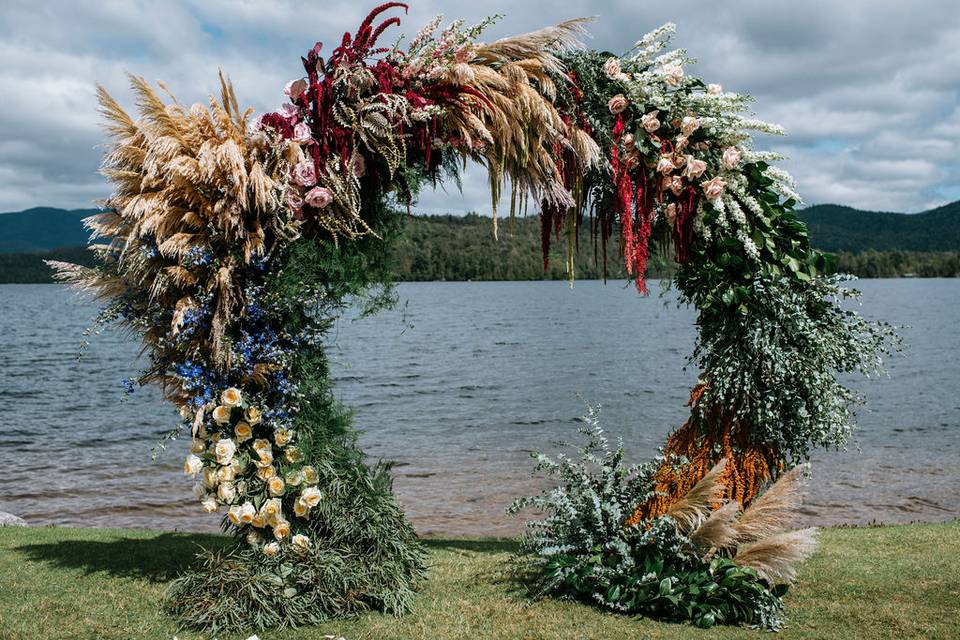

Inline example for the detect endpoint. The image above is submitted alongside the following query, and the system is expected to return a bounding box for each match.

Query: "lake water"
[1,280,958,536]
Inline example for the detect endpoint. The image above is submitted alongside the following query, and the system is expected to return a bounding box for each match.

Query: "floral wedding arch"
[52,3,896,632]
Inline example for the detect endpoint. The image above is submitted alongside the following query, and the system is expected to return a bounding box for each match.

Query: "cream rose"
[262,498,282,519]
[201,496,219,513]
[284,447,303,463]
[666,175,686,196]
[274,428,294,447]
[681,116,699,136]
[268,476,286,496]
[291,534,310,550]
[284,78,308,101]
[661,64,684,87]
[217,481,236,503]
[656,155,675,175]
[234,422,252,443]
[722,146,742,170]
[263,542,280,556]
[607,94,628,115]
[217,465,236,484]
[294,498,309,518]
[641,110,661,134]
[212,405,232,425]
[221,388,242,407]
[707,83,723,95]
[285,470,303,487]
[272,519,291,539]
[302,466,319,484]
[701,176,727,201]
[214,438,237,466]
[184,454,203,476]
[202,467,218,489]
[301,486,323,508]
[256,465,276,481]
[189,439,205,454]
[684,156,707,179]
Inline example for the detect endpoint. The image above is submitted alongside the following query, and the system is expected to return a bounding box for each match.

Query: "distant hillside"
[798,201,960,252]
[0,207,97,253]
[1,202,958,282]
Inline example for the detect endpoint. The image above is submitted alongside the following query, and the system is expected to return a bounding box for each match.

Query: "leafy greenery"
[509,407,787,630]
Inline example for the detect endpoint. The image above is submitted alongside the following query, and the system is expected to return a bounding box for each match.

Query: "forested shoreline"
[1,214,957,283]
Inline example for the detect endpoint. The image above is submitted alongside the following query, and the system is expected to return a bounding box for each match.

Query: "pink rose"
[675,134,689,151]
[666,175,685,196]
[608,94,628,115]
[304,186,333,209]
[603,57,622,79]
[278,103,299,121]
[681,116,699,136]
[701,176,727,202]
[291,161,317,187]
[665,203,677,225]
[286,189,303,213]
[722,146,742,170]
[284,78,308,102]
[656,154,675,175]
[292,122,312,143]
[641,110,660,133]
[684,156,708,179]
[622,133,635,150]
[349,152,366,178]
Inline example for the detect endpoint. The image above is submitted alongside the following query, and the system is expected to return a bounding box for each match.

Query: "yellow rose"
[301,486,322,508]
[262,542,280,556]
[301,466,318,484]
[257,449,274,466]
[212,405,232,425]
[291,534,310,550]
[202,467,218,489]
[234,422,253,443]
[274,428,294,447]
[183,454,203,476]
[217,482,236,503]
[221,387,242,407]
[293,498,308,518]
[262,498,282,519]
[214,438,237,466]
[189,439,205,454]
[268,476,285,496]
[245,407,262,425]
[256,465,275,481]
[252,513,266,528]
[272,519,290,539]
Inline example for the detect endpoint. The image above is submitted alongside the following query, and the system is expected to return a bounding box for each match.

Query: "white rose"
[268,476,286,496]
[183,454,203,476]
[291,534,310,550]
[301,486,323,508]
[294,498,309,518]
[722,146,742,170]
[215,438,237,466]
[707,83,723,95]
[212,405,232,425]
[272,519,291,539]
[274,428,294,447]
[263,542,280,556]
[227,505,243,526]
[234,422,253,443]
[681,116,699,136]
[201,496,219,513]
[221,388,242,407]
[192,483,206,500]
[239,501,257,524]
[262,498,282,519]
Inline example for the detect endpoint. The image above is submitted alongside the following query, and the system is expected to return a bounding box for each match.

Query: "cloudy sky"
[1,0,958,214]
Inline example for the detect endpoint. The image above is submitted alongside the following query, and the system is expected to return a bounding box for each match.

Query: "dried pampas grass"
[689,499,740,550]
[665,459,727,532]
[733,464,808,543]
[733,527,818,584]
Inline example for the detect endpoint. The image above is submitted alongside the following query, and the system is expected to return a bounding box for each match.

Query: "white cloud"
[0,0,957,213]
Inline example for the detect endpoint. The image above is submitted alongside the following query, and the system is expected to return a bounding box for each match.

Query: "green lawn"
[0,522,957,640]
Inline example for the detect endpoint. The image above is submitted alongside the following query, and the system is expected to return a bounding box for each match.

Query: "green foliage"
[510,408,787,630]
[690,274,902,460]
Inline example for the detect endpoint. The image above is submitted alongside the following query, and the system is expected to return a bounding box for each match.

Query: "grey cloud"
[0,0,957,213]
